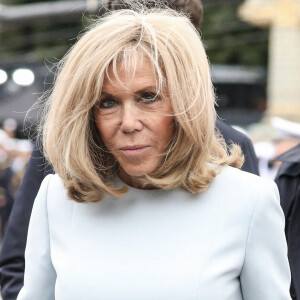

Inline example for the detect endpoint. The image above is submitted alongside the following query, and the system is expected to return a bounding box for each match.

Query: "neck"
[118,169,157,190]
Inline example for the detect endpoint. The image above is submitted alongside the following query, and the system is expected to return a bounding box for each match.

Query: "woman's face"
[94,58,174,188]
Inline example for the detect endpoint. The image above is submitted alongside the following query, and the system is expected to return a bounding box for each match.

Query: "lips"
[121,145,149,150]
[120,145,150,155]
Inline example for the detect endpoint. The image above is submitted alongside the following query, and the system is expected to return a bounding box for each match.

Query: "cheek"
[94,115,114,149]
[155,116,175,145]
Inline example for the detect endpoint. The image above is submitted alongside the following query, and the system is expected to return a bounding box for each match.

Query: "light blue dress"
[17,166,291,299]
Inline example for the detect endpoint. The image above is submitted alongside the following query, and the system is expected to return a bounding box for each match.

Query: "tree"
[0,0,269,65]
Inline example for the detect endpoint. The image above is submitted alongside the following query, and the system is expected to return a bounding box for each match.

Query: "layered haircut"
[42,7,243,203]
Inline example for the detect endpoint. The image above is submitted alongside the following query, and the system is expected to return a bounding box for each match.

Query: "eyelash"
[139,92,160,103]
[98,98,115,109]
[98,92,160,109]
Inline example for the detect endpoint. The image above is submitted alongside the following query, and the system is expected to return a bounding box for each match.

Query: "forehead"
[102,57,159,93]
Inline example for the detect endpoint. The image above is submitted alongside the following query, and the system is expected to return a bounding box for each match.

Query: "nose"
[120,103,143,133]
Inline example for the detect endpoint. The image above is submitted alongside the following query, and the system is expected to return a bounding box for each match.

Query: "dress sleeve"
[16,174,56,300]
[240,180,292,300]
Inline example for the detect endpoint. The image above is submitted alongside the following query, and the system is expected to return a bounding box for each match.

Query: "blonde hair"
[42,7,243,203]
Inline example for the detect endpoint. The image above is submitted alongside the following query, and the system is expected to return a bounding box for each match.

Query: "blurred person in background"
[0,1,259,299]
[255,117,300,180]
[0,139,14,239]
[3,119,17,139]
[0,128,16,239]
[275,143,300,300]
[0,127,32,240]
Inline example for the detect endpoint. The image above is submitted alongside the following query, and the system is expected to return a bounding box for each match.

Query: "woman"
[17,7,291,300]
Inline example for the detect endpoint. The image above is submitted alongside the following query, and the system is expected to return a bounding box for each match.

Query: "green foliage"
[201,0,269,65]
[0,0,269,65]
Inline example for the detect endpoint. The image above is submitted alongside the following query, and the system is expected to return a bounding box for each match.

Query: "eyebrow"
[101,86,158,98]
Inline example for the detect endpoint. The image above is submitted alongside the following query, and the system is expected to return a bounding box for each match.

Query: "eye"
[99,98,116,108]
[140,91,159,103]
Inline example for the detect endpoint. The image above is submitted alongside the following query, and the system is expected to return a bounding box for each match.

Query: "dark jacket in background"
[0,120,259,300]
[216,120,259,176]
[0,146,53,300]
[0,167,14,237]
[275,143,300,300]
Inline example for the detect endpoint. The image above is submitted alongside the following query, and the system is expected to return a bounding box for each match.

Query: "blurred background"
[0,0,300,241]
